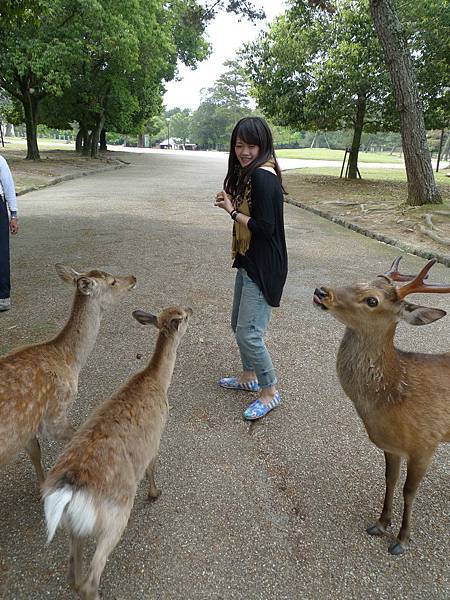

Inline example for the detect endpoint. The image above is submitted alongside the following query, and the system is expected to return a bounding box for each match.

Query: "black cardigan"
[233,168,288,307]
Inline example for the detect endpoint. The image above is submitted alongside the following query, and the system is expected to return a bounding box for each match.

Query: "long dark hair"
[223,116,285,196]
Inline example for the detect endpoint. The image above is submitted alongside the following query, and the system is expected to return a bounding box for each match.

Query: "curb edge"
[285,197,450,268]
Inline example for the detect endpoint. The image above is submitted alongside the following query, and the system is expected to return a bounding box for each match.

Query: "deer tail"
[44,484,97,543]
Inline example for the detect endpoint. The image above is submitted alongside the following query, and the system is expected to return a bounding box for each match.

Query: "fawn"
[0,264,136,484]
[42,305,192,600]
[313,257,450,555]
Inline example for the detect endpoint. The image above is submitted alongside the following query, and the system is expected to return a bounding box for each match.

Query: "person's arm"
[0,157,19,233]
[246,170,277,240]
[214,190,251,227]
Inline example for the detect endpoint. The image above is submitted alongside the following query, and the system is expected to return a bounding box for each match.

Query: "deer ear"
[55,264,80,284]
[132,310,158,327]
[400,301,446,326]
[77,277,96,296]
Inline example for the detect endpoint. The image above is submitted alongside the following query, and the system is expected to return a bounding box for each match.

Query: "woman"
[214,117,288,420]
[0,154,19,312]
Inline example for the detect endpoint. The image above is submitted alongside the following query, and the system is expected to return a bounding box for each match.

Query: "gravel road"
[0,150,448,599]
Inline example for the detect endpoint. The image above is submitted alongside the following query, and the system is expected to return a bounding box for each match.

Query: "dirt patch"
[1,147,128,194]
[284,171,450,264]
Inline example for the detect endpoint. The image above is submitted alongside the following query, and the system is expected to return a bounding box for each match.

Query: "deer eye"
[366,297,378,308]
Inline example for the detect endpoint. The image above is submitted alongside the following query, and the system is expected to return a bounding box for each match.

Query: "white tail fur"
[44,485,97,543]
[44,486,73,543]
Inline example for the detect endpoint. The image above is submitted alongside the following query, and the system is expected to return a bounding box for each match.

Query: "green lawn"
[276,147,404,163]
[285,166,450,186]
[2,137,74,151]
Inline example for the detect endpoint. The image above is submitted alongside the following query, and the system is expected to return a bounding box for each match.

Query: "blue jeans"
[231,268,277,389]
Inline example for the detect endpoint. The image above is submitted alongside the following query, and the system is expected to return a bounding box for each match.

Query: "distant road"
[109,145,413,171]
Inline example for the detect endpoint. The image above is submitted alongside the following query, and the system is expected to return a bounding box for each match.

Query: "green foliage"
[169,111,192,143]
[0,0,45,26]
[190,59,255,148]
[0,0,263,156]
[0,1,82,101]
[0,93,23,125]
[246,0,448,135]
[245,0,392,132]
[398,0,450,129]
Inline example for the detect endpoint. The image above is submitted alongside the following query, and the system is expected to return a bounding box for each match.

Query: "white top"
[0,155,18,213]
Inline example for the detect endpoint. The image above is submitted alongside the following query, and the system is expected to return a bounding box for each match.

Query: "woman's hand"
[10,218,19,234]
[214,190,234,215]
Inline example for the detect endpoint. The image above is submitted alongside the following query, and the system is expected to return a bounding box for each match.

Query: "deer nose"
[313,287,330,309]
[314,287,328,300]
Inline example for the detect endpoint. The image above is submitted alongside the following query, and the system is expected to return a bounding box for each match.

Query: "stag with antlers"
[313,257,450,555]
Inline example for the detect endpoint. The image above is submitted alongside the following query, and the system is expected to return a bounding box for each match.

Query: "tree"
[1,0,263,159]
[191,59,254,148]
[208,59,252,109]
[370,0,441,205]
[169,110,193,145]
[397,0,449,132]
[245,1,393,178]
[0,1,80,159]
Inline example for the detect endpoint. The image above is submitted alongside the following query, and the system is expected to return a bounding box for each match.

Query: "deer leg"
[44,389,77,442]
[367,452,401,536]
[146,457,161,501]
[389,454,433,556]
[78,516,128,600]
[25,436,45,485]
[45,414,76,442]
[68,533,84,591]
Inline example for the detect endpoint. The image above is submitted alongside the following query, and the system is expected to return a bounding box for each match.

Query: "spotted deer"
[0,264,136,485]
[313,257,450,555]
[42,305,192,600]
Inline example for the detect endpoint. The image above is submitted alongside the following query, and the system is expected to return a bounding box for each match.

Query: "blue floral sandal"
[243,392,282,420]
[218,376,260,392]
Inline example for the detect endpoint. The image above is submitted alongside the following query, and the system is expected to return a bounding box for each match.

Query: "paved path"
[111,146,449,172]
[1,151,449,599]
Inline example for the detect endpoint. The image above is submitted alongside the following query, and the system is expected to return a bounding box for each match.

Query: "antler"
[396,259,450,299]
[381,256,420,282]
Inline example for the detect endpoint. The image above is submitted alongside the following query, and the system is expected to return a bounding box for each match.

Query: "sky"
[163,1,287,111]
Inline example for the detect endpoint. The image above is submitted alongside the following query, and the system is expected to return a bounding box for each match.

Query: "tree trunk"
[82,131,92,157]
[75,128,83,153]
[90,114,105,158]
[82,125,90,155]
[138,133,145,148]
[99,128,107,151]
[347,92,366,179]
[5,124,15,136]
[22,90,40,160]
[370,0,441,205]
[441,132,450,162]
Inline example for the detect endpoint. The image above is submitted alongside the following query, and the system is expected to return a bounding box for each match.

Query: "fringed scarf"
[231,159,276,258]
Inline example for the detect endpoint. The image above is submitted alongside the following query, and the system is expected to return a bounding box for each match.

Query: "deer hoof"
[148,489,162,502]
[388,541,406,556]
[366,523,385,536]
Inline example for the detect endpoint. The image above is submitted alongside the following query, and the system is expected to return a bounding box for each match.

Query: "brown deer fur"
[313,257,450,555]
[0,265,136,484]
[42,306,192,600]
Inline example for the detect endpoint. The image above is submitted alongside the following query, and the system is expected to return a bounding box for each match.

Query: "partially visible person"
[0,154,19,311]
[214,116,288,420]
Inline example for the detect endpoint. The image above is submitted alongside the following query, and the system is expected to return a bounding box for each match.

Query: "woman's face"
[234,136,260,168]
